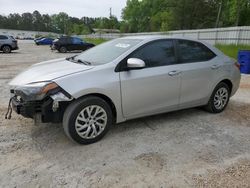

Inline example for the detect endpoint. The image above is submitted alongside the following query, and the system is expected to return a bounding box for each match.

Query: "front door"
[119,39,181,119]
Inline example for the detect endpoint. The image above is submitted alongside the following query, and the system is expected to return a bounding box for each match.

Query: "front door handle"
[211,65,221,69]
[168,70,182,76]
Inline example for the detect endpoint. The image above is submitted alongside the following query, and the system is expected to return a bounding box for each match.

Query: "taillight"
[234,62,240,70]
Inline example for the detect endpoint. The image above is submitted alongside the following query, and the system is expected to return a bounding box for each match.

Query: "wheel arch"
[218,79,233,93]
[206,77,234,104]
[75,93,117,123]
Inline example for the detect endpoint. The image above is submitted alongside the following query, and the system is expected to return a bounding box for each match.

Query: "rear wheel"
[2,45,11,53]
[59,46,67,53]
[204,82,230,113]
[63,96,113,144]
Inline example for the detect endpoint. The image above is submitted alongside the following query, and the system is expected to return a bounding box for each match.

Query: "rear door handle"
[211,65,221,69]
[168,70,182,76]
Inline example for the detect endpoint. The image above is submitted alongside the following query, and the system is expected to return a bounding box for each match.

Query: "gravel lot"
[0,41,250,188]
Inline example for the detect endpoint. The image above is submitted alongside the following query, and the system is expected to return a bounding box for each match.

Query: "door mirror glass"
[127,58,145,69]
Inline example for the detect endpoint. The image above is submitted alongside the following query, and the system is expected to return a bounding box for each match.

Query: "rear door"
[176,40,220,108]
[65,37,74,50]
[119,39,181,118]
[72,37,84,50]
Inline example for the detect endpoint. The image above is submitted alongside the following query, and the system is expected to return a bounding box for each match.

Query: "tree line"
[121,0,250,32]
[0,11,120,35]
[0,0,250,34]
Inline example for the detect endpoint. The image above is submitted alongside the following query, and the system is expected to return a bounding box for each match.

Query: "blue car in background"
[35,38,54,45]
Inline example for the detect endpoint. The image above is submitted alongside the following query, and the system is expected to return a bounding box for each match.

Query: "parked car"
[35,37,54,45]
[34,37,44,43]
[0,35,18,53]
[51,36,95,53]
[8,36,241,144]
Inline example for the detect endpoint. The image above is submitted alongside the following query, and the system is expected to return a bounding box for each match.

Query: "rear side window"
[129,40,176,67]
[178,40,216,63]
[72,38,83,44]
[0,35,8,40]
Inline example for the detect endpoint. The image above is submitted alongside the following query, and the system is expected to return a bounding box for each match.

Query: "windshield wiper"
[66,55,91,65]
[66,55,77,61]
[76,59,92,65]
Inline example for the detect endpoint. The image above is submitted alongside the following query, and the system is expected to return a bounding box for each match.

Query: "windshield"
[75,38,142,65]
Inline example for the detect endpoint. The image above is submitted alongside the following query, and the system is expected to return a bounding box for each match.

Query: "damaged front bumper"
[9,88,73,123]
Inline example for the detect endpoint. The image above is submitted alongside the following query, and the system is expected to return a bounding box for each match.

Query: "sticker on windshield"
[115,43,131,48]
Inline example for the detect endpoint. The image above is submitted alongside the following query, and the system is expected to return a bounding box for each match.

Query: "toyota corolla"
[7,36,241,144]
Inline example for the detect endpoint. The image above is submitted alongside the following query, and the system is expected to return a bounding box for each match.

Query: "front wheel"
[63,96,113,144]
[59,46,67,53]
[204,82,230,113]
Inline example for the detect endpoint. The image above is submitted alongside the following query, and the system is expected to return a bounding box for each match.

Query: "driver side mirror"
[127,58,145,70]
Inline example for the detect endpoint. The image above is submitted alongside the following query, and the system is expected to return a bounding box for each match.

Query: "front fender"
[53,65,125,123]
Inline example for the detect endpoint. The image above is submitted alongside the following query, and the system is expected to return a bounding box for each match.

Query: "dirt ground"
[0,41,250,188]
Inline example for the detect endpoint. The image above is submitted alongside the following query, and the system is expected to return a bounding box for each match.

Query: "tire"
[2,45,11,53]
[59,46,67,53]
[204,82,231,113]
[63,96,113,144]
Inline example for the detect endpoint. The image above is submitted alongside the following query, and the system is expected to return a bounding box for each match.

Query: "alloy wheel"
[213,87,229,110]
[75,105,107,139]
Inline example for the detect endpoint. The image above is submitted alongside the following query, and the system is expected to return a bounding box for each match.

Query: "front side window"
[60,37,71,43]
[129,40,176,67]
[178,40,216,63]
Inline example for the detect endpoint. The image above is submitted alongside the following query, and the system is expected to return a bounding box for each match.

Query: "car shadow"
[53,50,84,54]
[29,99,250,149]
[30,106,204,150]
[0,51,21,54]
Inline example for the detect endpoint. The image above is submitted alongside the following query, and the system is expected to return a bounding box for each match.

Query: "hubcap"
[213,87,228,110]
[75,105,107,139]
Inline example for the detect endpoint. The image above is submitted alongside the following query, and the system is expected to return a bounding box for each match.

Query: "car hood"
[9,58,94,86]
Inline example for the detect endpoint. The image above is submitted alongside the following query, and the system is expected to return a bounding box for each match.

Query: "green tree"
[20,13,33,30]
[51,12,70,34]
[122,0,250,32]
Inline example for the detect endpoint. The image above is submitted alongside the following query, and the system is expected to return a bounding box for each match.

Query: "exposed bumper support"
[11,91,73,123]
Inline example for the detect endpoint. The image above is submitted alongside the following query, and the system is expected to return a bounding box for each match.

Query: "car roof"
[120,35,225,57]
[121,35,201,42]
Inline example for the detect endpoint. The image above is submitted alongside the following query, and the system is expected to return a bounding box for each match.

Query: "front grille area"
[12,96,44,118]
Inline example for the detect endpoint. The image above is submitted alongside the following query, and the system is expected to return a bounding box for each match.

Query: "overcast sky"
[0,0,127,19]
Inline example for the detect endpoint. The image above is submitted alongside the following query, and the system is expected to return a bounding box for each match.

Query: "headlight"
[15,81,59,100]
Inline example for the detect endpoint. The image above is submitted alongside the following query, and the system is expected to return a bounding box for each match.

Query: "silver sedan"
[8,36,241,144]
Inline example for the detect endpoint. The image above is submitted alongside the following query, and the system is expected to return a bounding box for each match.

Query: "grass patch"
[84,38,108,45]
[215,44,250,59]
